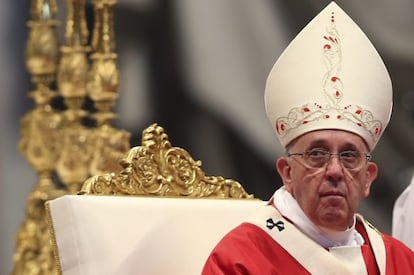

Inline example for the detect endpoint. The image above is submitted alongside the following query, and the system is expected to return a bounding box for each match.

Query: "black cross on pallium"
[266,218,285,232]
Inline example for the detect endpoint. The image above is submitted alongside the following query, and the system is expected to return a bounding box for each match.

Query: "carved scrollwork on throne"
[80,123,254,199]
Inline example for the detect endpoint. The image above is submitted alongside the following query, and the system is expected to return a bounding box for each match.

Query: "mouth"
[320,191,345,198]
[319,192,346,207]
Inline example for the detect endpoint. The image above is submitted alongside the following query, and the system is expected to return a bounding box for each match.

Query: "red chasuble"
[202,207,414,275]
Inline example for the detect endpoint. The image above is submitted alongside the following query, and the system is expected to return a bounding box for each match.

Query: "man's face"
[276,130,378,231]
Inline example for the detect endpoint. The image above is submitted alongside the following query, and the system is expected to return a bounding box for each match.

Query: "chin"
[320,212,349,230]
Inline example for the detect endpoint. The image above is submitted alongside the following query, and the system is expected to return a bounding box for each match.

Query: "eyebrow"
[305,139,361,151]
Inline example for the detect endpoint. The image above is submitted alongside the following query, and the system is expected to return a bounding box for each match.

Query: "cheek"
[345,173,370,199]
[291,183,321,218]
[289,173,319,200]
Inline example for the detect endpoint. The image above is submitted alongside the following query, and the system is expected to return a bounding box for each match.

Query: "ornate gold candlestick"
[55,0,92,193]
[12,0,64,274]
[88,0,130,177]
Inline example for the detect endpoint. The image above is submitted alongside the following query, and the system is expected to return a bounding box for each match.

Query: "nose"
[325,155,344,182]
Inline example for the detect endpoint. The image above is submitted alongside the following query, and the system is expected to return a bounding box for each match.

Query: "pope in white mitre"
[202,2,414,274]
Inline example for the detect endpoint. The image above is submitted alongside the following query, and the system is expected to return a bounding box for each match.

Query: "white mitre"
[264,1,392,150]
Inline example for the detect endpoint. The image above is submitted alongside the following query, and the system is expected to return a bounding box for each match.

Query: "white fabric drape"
[393,174,414,250]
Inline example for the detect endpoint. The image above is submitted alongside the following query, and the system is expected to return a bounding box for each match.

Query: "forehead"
[291,130,368,150]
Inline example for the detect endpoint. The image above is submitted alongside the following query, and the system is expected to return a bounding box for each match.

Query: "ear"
[362,161,378,197]
[276,157,293,192]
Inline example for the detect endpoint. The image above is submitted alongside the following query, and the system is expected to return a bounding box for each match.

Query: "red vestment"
[202,206,414,274]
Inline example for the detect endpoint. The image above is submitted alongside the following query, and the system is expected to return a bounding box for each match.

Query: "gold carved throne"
[46,123,263,275]
[79,123,254,198]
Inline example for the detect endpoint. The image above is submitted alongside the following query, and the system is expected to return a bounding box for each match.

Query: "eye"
[340,151,359,159]
[307,149,329,158]
[339,151,360,167]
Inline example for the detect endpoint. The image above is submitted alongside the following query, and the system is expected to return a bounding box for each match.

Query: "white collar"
[272,186,364,248]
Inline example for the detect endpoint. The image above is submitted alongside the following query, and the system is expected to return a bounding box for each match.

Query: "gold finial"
[55,0,92,193]
[26,0,60,85]
[29,0,58,21]
[87,0,130,177]
[88,0,119,124]
[64,0,89,47]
